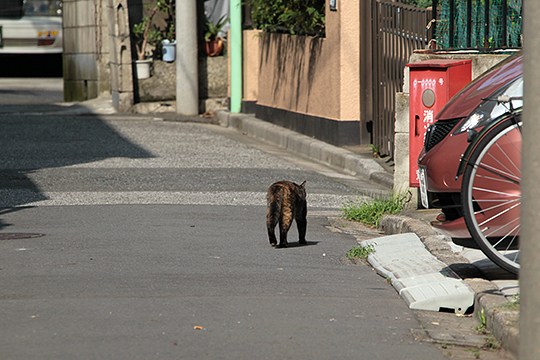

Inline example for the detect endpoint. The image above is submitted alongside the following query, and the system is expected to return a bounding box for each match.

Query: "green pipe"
[229,0,242,113]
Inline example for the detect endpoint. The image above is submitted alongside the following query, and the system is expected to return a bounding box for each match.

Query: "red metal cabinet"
[407,59,472,187]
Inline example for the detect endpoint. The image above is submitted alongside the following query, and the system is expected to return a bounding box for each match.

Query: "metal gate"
[371,0,432,156]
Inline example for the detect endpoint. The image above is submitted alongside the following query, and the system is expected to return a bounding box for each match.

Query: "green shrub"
[248,0,325,37]
[132,0,175,60]
[401,0,432,8]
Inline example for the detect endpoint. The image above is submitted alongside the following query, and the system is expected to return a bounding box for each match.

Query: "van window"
[24,0,62,16]
[0,0,24,18]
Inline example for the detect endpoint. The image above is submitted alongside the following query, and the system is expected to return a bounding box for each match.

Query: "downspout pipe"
[229,0,242,113]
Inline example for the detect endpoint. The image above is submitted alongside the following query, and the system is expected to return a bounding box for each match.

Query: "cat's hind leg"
[296,218,307,245]
[266,206,278,247]
[267,225,278,247]
[278,211,293,248]
[295,201,307,245]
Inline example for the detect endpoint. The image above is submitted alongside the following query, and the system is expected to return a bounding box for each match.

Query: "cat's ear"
[300,180,306,188]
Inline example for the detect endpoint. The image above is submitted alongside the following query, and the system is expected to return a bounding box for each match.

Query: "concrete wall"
[63,0,107,101]
[136,58,227,102]
[107,0,134,111]
[63,0,134,110]
[394,52,511,198]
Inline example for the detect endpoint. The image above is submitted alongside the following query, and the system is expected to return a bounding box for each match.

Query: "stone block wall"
[63,0,112,101]
[107,0,134,111]
[136,57,227,103]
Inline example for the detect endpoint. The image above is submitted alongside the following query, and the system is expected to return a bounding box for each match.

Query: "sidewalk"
[213,109,519,358]
[214,110,394,189]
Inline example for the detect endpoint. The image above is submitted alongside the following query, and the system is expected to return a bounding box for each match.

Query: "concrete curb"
[215,110,394,189]
[379,214,519,359]
[360,232,475,315]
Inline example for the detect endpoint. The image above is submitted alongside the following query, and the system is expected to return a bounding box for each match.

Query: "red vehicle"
[418,53,523,274]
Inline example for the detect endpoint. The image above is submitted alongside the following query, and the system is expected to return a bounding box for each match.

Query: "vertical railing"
[432,0,522,50]
[372,0,432,156]
[371,0,522,157]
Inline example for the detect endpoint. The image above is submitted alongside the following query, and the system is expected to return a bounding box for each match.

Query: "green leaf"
[247,0,325,36]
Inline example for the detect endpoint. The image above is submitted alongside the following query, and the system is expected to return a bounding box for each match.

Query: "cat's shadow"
[275,241,319,248]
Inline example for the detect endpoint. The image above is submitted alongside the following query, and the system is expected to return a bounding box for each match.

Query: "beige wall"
[338,0,360,120]
[249,2,361,121]
[256,33,340,119]
[242,30,261,102]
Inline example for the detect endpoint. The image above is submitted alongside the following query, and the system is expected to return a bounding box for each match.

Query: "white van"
[0,0,62,54]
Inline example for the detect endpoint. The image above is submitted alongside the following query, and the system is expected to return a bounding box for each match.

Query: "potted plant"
[132,4,161,79]
[204,15,228,57]
[157,0,176,62]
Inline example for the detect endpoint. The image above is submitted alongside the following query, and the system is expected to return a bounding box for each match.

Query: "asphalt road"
[0,105,447,359]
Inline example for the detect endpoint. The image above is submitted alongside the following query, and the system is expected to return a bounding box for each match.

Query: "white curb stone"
[361,233,474,315]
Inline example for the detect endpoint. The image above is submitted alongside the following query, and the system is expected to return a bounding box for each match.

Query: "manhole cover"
[0,233,45,240]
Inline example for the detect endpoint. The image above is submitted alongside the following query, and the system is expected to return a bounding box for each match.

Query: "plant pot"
[204,38,224,57]
[135,59,152,79]
[162,40,176,62]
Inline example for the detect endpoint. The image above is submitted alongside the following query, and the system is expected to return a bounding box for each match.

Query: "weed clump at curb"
[346,244,375,260]
[342,193,409,228]
[502,293,520,311]
[476,308,488,334]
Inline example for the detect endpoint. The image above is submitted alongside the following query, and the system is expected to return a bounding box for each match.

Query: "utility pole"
[519,1,540,358]
[176,0,199,115]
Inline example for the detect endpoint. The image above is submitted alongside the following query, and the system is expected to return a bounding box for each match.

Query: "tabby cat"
[266,180,307,248]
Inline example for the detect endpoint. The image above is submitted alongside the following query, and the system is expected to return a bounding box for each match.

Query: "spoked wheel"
[461,117,522,274]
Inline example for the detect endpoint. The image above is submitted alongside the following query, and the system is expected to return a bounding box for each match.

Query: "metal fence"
[371,0,432,156]
[433,0,523,50]
[369,0,522,156]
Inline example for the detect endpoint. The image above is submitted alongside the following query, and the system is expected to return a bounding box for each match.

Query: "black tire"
[461,117,521,274]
